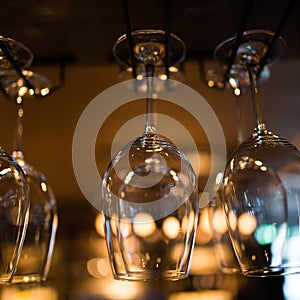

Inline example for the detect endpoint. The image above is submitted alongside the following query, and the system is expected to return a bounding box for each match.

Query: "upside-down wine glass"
[0,36,31,283]
[206,64,247,274]
[208,65,268,274]
[217,29,300,277]
[207,63,270,274]
[102,29,199,281]
[2,69,58,283]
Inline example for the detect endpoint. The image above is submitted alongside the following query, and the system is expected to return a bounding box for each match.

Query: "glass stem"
[144,64,157,134]
[13,97,25,160]
[247,62,266,132]
[235,95,243,145]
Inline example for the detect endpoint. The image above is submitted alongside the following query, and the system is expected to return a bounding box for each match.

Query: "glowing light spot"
[97,258,111,277]
[255,160,263,166]
[169,66,178,72]
[145,252,151,261]
[124,171,134,184]
[95,212,105,237]
[41,88,50,96]
[87,259,100,278]
[18,159,25,167]
[160,74,167,80]
[234,88,241,96]
[229,78,237,88]
[120,217,132,238]
[230,159,234,171]
[213,208,228,234]
[260,166,268,172]
[223,176,229,185]
[18,86,28,97]
[254,224,277,245]
[18,108,24,117]
[238,212,257,235]
[228,211,237,231]
[41,182,47,192]
[0,168,12,176]
[199,208,212,236]
[173,175,179,181]
[133,212,156,237]
[207,80,214,87]
[163,216,180,239]
[153,147,163,152]
[215,172,223,185]
[170,170,176,176]
[156,257,162,268]
[239,160,246,169]
[182,210,195,234]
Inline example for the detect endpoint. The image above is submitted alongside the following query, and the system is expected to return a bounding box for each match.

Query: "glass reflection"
[223,157,287,276]
[210,191,241,274]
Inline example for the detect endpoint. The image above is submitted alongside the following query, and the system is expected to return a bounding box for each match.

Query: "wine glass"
[0,36,31,283]
[102,29,199,281]
[207,62,270,274]
[216,29,300,277]
[1,70,58,283]
[206,65,246,274]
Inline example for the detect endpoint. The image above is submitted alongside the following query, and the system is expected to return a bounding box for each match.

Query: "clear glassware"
[0,36,31,283]
[0,70,51,98]
[113,29,186,93]
[206,63,270,91]
[217,29,300,277]
[207,56,270,275]
[112,29,186,77]
[1,70,58,283]
[102,29,199,281]
[0,149,29,283]
[0,36,33,71]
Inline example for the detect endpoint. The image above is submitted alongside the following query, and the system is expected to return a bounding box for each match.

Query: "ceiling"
[0,0,299,63]
[0,1,299,204]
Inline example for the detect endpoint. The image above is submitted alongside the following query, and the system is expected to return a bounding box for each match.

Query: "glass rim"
[214,29,286,66]
[0,35,34,70]
[112,29,187,68]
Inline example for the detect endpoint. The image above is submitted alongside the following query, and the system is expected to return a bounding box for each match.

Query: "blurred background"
[0,0,299,299]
